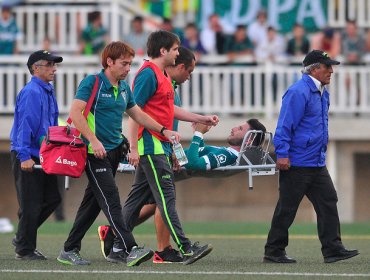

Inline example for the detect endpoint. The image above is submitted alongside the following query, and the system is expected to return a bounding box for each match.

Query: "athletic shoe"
[57,248,91,265]
[12,236,47,259]
[153,246,183,263]
[34,249,47,258]
[126,246,154,267]
[106,249,128,264]
[15,251,47,261]
[98,225,115,259]
[183,241,213,265]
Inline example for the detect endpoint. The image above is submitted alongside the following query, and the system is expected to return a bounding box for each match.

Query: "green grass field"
[1,222,369,280]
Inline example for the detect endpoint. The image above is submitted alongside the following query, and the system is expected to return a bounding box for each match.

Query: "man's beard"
[227,137,242,146]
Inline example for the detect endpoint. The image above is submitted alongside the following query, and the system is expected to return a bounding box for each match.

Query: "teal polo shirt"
[134,67,172,156]
[75,70,136,153]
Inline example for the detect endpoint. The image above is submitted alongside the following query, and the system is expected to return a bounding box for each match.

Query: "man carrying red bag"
[10,50,63,260]
[57,41,181,266]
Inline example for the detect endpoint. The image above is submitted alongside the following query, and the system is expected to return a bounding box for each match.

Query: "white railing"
[1,55,370,119]
[328,0,370,28]
[13,0,161,54]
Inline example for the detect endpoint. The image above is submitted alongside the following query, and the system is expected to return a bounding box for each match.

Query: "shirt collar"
[99,69,123,89]
[227,147,239,157]
[31,76,54,93]
[308,75,325,94]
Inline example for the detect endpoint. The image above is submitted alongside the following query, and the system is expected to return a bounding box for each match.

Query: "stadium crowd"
[1,3,370,66]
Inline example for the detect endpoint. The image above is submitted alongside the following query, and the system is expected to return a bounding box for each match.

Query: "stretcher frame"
[34,130,277,190]
[117,130,277,190]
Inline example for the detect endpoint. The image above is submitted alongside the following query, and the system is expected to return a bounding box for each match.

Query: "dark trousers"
[64,145,136,254]
[11,151,61,255]
[264,167,345,257]
[54,176,65,221]
[122,155,191,253]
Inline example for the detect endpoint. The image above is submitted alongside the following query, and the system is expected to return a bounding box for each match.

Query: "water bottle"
[171,136,188,166]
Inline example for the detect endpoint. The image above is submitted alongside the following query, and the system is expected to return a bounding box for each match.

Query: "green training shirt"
[185,132,239,170]
[75,70,136,153]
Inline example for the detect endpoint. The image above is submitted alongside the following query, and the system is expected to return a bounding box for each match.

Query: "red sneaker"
[153,246,183,264]
[98,225,115,259]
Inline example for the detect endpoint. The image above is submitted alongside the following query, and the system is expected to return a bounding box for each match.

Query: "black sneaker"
[153,246,183,264]
[13,236,47,259]
[98,225,115,259]
[126,246,154,267]
[183,242,213,265]
[15,251,47,261]
[106,249,128,264]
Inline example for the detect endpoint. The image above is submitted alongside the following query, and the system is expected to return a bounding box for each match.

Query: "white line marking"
[1,270,370,277]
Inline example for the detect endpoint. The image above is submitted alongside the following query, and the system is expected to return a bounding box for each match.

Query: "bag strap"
[66,75,99,125]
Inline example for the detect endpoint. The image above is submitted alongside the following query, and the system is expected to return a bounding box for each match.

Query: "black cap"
[303,50,340,67]
[27,50,63,68]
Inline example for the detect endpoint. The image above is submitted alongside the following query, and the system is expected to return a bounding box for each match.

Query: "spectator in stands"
[341,20,365,65]
[0,4,22,54]
[182,22,207,61]
[286,23,310,59]
[159,17,184,42]
[224,24,253,63]
[200,13,225,54]
[366,28,370,54]
[79,11,108,55]
[255,26,285,63]
[123,15,150,56]
[341,20,365,104]
[247,9,268,47]
[311,27,341,59]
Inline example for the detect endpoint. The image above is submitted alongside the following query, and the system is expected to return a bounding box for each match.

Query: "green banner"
[198,0,328,34]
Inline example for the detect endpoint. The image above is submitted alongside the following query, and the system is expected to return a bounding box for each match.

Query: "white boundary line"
[1,270,370,277]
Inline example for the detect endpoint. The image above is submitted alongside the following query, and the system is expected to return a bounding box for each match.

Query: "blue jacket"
[274,74,329,167]
[10,76,59,161]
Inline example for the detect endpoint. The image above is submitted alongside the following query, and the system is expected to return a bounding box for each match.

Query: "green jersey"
[75,70,136,153]
[185,132,238,170]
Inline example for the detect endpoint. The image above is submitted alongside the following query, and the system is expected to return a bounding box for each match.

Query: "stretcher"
[117,130,277,190]
[34,130,277,190]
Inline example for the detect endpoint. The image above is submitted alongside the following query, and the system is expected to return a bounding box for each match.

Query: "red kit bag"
[40,126,87,177]
[39,75,99,177]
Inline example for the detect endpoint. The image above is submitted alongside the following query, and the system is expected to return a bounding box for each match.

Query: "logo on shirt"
[217,154,227,164]
[121,89,127,103]
[102,93,112,98]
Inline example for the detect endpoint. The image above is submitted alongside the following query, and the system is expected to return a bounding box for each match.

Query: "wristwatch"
[160,126,168,136]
